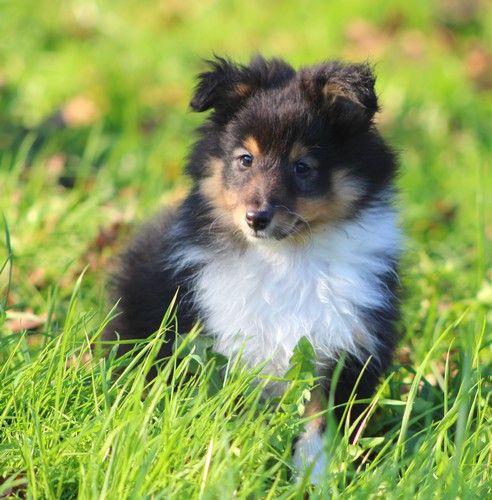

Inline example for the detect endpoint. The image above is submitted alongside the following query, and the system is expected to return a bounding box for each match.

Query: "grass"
[0,0,491,497]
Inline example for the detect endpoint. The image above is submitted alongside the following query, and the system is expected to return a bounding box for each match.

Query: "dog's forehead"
[232,88,317,155]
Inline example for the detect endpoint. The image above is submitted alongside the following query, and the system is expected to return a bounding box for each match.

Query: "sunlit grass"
[0,280,489,498]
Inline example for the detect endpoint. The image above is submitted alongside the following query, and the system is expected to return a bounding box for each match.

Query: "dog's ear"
[300,61,379,134]
[190,55,295,118]
[189,56,247,113]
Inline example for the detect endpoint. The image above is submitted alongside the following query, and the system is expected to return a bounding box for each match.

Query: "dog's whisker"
[272,204,314,244]
[208,213,229,235]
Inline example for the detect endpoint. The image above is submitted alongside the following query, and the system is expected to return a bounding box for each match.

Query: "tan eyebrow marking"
[288,141,309,162]
[243,136,261,157]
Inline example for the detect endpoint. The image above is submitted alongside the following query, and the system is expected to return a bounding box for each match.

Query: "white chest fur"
[176,204,401,379]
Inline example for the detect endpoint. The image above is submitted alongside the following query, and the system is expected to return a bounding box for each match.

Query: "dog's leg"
[293,386,327,484]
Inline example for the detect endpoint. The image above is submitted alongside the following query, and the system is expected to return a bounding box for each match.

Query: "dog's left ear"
[300,61,379,134]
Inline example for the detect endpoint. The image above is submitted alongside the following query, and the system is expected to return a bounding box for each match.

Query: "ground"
[0,0,491,498]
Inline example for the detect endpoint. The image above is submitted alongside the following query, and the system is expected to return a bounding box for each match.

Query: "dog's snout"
[246,207,273,231]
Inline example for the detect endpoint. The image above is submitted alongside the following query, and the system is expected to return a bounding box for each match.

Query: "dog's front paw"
[293,430,327,485]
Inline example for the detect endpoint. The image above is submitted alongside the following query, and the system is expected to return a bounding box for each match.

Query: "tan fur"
[199,157,251,235]
[288,141,309,162]
[297,170,365,227]
[234,82,252,97]
[243,136,261,157]
[201,160,364,241]
[200,158,238,209]
[322,82,362,107]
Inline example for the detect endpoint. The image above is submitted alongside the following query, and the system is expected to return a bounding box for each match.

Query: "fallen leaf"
[28,268,46,288]
[0,474,27,498]
[71,216,130,279]
[66,351,93,369]
[11,190,22,206]
[438,301,452,313]
[61,96,100,127]
[399,30,425,60]
[434,199,458,224]
[466,47,492,90]
[93,221,125,251]
[344,19,389,58]
[396,346,412,365]
[5,290,20,308]
[5,311,47,332]
[381,9,406,35]
[437,0,483,27]
[437,27,458,51]
[46,153,66,179]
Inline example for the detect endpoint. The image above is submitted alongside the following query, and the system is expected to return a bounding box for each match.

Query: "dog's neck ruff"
[171,201,401,382]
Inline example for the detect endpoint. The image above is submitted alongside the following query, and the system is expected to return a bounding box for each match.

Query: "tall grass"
[0,275,490,498]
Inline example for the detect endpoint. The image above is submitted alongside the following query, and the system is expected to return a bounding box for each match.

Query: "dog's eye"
[238,154,253,168]
[294,161,312,178]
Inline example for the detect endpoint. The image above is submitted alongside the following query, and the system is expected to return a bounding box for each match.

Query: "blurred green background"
[1,0,491,350]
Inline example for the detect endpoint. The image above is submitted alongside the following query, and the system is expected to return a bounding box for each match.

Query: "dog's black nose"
[246,208,273,231]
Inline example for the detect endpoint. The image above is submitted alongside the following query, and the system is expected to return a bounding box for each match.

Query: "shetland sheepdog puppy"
[105,56,401,482]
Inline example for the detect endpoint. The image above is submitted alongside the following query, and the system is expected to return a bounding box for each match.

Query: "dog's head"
[188,55,396,243]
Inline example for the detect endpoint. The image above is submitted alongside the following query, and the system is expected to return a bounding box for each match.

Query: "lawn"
[0,0,491,498]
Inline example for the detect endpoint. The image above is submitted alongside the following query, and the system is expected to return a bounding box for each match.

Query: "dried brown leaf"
[344,19,389,58]
[466,47,492,90]
[399,30,425,60]
[28,268,46,288]
[5,311,47,332]
[61,96,100,127]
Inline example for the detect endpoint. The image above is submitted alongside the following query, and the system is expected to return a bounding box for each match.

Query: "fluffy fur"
[104,55,402,483]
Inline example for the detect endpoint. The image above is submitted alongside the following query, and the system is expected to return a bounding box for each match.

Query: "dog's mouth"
[246,217,308,242]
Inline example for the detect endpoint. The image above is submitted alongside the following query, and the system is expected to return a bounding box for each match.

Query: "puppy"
[105,56,401,483]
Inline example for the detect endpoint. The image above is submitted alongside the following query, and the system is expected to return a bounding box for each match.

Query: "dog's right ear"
[190,55,295,119]
[189,57,250,113]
